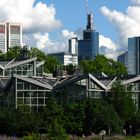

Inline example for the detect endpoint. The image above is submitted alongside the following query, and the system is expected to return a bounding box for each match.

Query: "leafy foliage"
[64,103,85,136]
[108,80,136,122]
[80,55,127,76]
[83,99,122,135]
[0,46,59,73]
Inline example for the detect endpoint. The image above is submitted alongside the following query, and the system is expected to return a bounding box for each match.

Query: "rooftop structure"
[0,56,139,110]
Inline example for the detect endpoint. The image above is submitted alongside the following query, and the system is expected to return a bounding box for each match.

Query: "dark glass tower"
[128,37,140,74]
[78,12,99,61]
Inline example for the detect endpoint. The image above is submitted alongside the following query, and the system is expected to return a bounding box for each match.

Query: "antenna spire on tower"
[86,0,93,30]
[86,0,89,16]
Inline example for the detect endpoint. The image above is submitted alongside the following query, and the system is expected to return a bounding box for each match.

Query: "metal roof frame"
[13,74,52,90]
[5,57,37,69]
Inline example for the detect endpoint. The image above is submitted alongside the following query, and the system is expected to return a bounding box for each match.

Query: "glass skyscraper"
[117,51,128,68]
[128,37,140,74]
[78,13,99,61]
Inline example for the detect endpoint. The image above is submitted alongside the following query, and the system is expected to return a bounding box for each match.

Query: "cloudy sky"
[1,0,140,59]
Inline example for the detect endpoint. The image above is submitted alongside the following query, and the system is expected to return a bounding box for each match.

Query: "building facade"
[0,22,22,53]
[0,22,7,53]
[117,51,128,68]
[0,57,52,110]
[78,12,99,61]
[68,37,78,55]
[127,37,140,74]
[53,74,140,110]
[49,52,78,66]
[0,56,140,110]
[7,22,22,49]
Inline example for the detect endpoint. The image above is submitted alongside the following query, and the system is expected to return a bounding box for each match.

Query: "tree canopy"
[80,55,127,76]
[0,46,59,73]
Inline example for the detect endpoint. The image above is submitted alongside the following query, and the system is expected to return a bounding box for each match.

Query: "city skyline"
[0,0,140,59]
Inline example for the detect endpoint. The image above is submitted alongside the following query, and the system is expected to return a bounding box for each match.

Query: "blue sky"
[35,0,130,40]
[1,0,140,59]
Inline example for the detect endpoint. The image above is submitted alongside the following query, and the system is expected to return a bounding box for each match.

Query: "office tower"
[0,22,7,53]
[78,12,99,61]
[0,22,22,53]
[117,51,128,68]
[7,22,22,49]
[127,37,140,74]
[68,37,78,55]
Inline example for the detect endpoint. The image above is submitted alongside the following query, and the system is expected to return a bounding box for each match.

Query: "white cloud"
[32,29,78,54]
[44,41,68,54]
[131,0,140,5]
[100,4,140,50]
[61,29,77,39]
[33,32,52,49]
[0,0,61,33]
[100,46,119,60]
[99,35,118,60]
[99,35,117,51]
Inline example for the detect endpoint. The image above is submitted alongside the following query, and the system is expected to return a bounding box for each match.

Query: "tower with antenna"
[78,0,99,61]
[86,0,93,30]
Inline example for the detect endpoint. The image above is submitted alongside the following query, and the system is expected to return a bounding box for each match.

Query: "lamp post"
[129,125,132,136]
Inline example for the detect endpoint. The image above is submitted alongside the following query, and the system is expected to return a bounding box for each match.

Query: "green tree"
[41,99,68,139]
[108,80,136,124]
[83,99,96,135]
[80,55,127,76]
[28,47,59,73]
[6,46,21,60]
[93,100,122,133]
[64,103,85,136]
[28,47,46,60]
[83,99,122,135]
[0,46,60,73]
[45,56,59,73]
[0,46,21,61]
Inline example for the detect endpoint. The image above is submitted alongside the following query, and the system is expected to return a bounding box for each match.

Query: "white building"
[0,22,7,53]
[0,22,22,53]
[68,37,78,55]
[49,52,78,66]
[7,22,22,49]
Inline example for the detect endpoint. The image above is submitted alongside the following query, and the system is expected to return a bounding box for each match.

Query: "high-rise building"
[78,12,99,61]
[7,22,22,49]
[0,22,7,53]
[0,22,22,53]
[68,37,78,55]
[127,37,140,74]
[117,51,128,68]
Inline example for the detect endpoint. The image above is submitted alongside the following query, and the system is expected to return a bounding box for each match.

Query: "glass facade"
[125,82,139,110]
[78,30,99,61]
[117,51,128,68]
[36,65,43,76]
[16,79,51,110]
[128,37,140,74]
[5,62,34,77]
[53,77,104,105]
